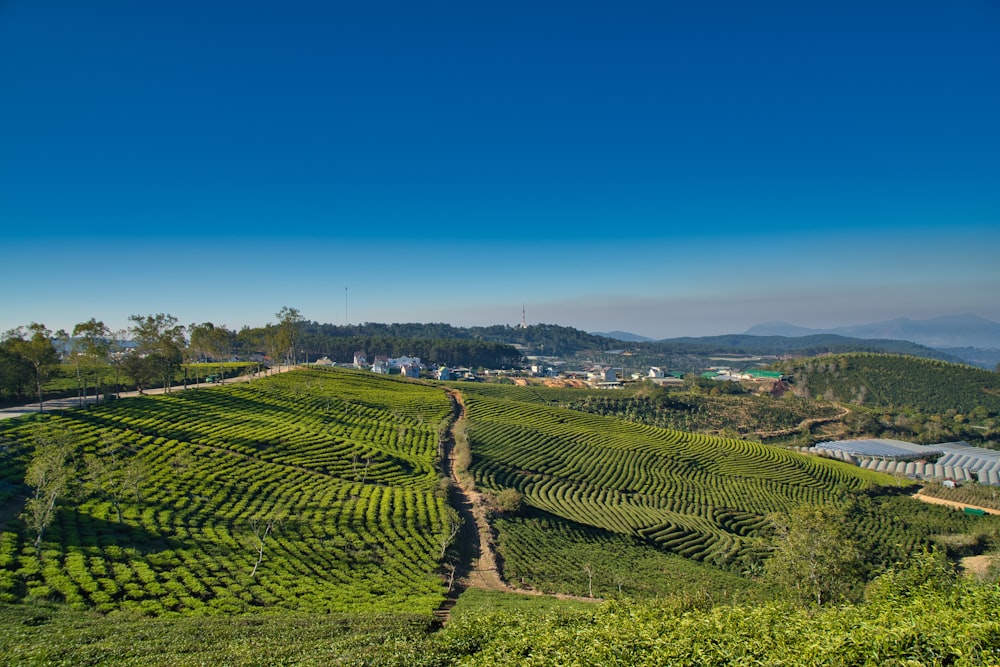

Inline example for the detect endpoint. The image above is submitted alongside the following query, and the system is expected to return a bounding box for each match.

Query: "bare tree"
[249,515,283,577]
[438,508,462,560]
[583,562,595,598]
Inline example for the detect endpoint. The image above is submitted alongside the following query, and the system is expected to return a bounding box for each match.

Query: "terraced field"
[0,367,454,616]
[461,384,906,568]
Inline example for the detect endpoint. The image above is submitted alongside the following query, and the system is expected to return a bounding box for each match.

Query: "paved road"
[0,365,297,420]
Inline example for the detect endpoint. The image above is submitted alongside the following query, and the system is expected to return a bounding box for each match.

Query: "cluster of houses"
[345,352,478,381]
[313,351,784,390]
[699,368,784,382]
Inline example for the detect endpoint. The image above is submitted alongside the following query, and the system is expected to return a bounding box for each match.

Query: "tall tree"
[276,307,304,366]
[128,314,185,393]
[7,324,60,412]
[0,331,34,400]
[189,322,233,383]
[23,424,77,552]
[107,328,130,398]
[72,318,110,406]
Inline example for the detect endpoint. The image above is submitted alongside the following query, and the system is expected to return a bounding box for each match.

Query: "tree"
[72,318,110,405]
[248,514,283,577]
[438,507,462,560]
[85,433,145,523]
[107,329,130,398]
[582,562,595,598]
[189,322,233,383]
[22,424,76,552]
[762,503,863,606]
[121,351,156,394]
[0,332,34,400]
[128,314,185,392]
[7,324,60,412]
[275,307,305,365]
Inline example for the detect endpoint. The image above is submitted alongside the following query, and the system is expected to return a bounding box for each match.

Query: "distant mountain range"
[589,330,655,343]
[743,314,1000,350]
[589,315,1000,369]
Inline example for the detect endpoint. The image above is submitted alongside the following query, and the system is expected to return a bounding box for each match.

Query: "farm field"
[458,382,997,580]
[2,367,1000,664]
[0,367,454,616]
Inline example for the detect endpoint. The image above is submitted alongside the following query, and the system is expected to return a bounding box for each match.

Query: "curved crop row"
[460,387,906,567]
[0,368,453,616]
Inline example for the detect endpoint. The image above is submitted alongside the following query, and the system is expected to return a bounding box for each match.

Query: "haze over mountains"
[592,315,1000,369]
[743,314,1000,350]
[597,315,1000,348]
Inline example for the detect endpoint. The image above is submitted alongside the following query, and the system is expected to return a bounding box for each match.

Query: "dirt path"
[433,390,598,625]
[912,492,1000,515]
[755,404,852,440]
[440,391,509,594]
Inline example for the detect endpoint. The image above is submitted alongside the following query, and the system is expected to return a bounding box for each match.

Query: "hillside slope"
[0,368,454,616]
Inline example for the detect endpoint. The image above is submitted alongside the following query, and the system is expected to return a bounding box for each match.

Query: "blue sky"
[2,1,998,340]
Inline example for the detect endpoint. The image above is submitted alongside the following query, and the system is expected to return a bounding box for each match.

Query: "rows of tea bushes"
[459,384,910,569]
[5,554,998,666]
[438,559,1000,667]
[0,367,454,616]
[493,508,756,600]
[569,391,844,442]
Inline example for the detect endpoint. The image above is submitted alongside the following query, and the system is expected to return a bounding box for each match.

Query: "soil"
[912,493,1000,515]
[433,390,598,625]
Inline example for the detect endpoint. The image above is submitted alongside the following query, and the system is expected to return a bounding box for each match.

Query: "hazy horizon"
[2,2,997,340]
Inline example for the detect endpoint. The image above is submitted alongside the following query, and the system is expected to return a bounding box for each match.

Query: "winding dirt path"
[441,391,509,593]
[433,390,599,625]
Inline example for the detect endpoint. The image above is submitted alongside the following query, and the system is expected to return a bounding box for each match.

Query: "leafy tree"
[120,349,157,394]
[6,324,60,412]
[0,333,34,400]
[85,433,145,523]
[106,328,130,398]
[128,314,185,392]
[762,503,864,606]
[22,424,77,552]
[71,318,110,405]
[189,322,233,383]
[276,307,304,365]
[493,488,524,514]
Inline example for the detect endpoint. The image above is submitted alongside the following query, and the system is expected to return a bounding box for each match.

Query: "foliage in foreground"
[3,554,1000,666]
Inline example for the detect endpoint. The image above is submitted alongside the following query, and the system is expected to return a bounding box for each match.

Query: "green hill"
[0,368,453,615]
[2,367,1000,664]
[773,353,1000,446]
[458,383,990,581]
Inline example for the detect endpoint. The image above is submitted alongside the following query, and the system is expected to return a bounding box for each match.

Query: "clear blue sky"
[2,1,998,339]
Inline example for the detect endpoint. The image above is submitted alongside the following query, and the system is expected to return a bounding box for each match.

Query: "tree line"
[0,308,307,408]
[0,307,525,407]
